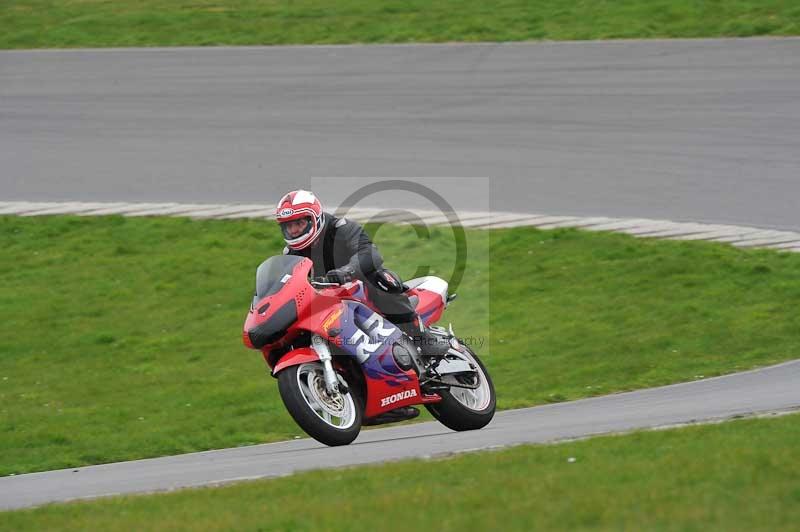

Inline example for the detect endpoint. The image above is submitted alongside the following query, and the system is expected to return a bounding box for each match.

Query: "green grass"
[3,413,800,530]
[1,0,799,49]
[1,214,800,476]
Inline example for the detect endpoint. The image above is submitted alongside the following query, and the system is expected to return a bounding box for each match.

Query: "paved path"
[2,360,798,510]
[2,38,799,230]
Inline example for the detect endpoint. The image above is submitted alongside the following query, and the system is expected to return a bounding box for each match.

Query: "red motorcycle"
[243,255,496,446]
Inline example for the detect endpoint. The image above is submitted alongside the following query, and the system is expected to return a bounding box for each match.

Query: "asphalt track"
[2,38,800,230]
[2,360,799,510]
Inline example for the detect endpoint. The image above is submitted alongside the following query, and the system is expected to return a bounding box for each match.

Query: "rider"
[275,189,448,422]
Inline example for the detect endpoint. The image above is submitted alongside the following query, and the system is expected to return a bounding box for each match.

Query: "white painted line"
[765,241,800,250]
[16,202,86,216]
[731,235,800,248]
[75,203,149,216]
[766,244,800,253]
[381,213,449,225]
[214,209,275,219]
[584,219,670,232]
[669,226,765,241]
[5,36,800,56]
[651,229,723,240]
[118,204,209,216]
[616,222,687,235]
[188,205,277,219]
[332,207,386,219]
[628,223,726,238]
[382,211,503,226]
[457,213,533,228]
[663,232,741,242]
[465,214,550,228]
[0,202,61,215]
[341,212,400,225]
[624,222,703,235]
[533,217,619,229]
[2,201,799,255]
[527,217,585,229]
[712,230,793,244]
[119,203,193,216]
[18,202,121,216]
[523,216,582,227]
[445,211,532,225]
[483,216,562,229]
[352,209,441,224]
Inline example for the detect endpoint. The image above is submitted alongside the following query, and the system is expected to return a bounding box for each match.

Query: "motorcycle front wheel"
[425,346,496,431]
[277,362,362,446]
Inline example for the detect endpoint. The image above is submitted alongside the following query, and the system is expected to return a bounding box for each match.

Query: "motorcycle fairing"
[244,257,313,352]
[271,347,320,374]
[404,276,449,327]
[334,301,423,418]
[243,255,443,418]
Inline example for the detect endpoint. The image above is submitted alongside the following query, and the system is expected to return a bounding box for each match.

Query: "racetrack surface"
[2,360,799,511]
[2,38,800,230]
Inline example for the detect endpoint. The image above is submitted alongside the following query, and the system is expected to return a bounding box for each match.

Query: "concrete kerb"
[1,201,798,253]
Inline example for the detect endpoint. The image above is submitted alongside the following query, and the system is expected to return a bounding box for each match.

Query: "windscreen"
[254,255,305,302]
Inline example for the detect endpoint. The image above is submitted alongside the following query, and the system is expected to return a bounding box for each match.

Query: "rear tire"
[425,346,496,431]
[277,362,362,446]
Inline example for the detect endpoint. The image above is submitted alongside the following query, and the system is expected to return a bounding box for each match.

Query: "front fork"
[311,334,341,394]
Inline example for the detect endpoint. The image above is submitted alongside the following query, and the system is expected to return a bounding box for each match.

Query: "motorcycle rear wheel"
[425,346,496,431]
[277,362,362,446]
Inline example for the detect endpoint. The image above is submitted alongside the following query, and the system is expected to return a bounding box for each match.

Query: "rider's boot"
[397,315,451,359]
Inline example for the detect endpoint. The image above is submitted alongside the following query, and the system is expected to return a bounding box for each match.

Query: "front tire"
[425,346,496,431]
[277,362,362,446]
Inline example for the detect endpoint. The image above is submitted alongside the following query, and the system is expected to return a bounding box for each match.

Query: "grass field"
[3,413,799,530]
[1,0,799,49]
[1,214,799,476]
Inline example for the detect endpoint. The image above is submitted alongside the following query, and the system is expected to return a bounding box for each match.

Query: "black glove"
[325,266,355,284]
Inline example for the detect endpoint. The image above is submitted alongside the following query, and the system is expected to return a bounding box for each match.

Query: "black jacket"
[284,213,383,279]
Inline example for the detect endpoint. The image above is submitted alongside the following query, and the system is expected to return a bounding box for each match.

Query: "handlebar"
[310,276,341,288]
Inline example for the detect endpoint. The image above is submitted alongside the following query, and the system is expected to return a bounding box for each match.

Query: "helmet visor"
[280,217,313,241]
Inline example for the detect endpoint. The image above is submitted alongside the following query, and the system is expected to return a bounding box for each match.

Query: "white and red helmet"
[275,190,325,250]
